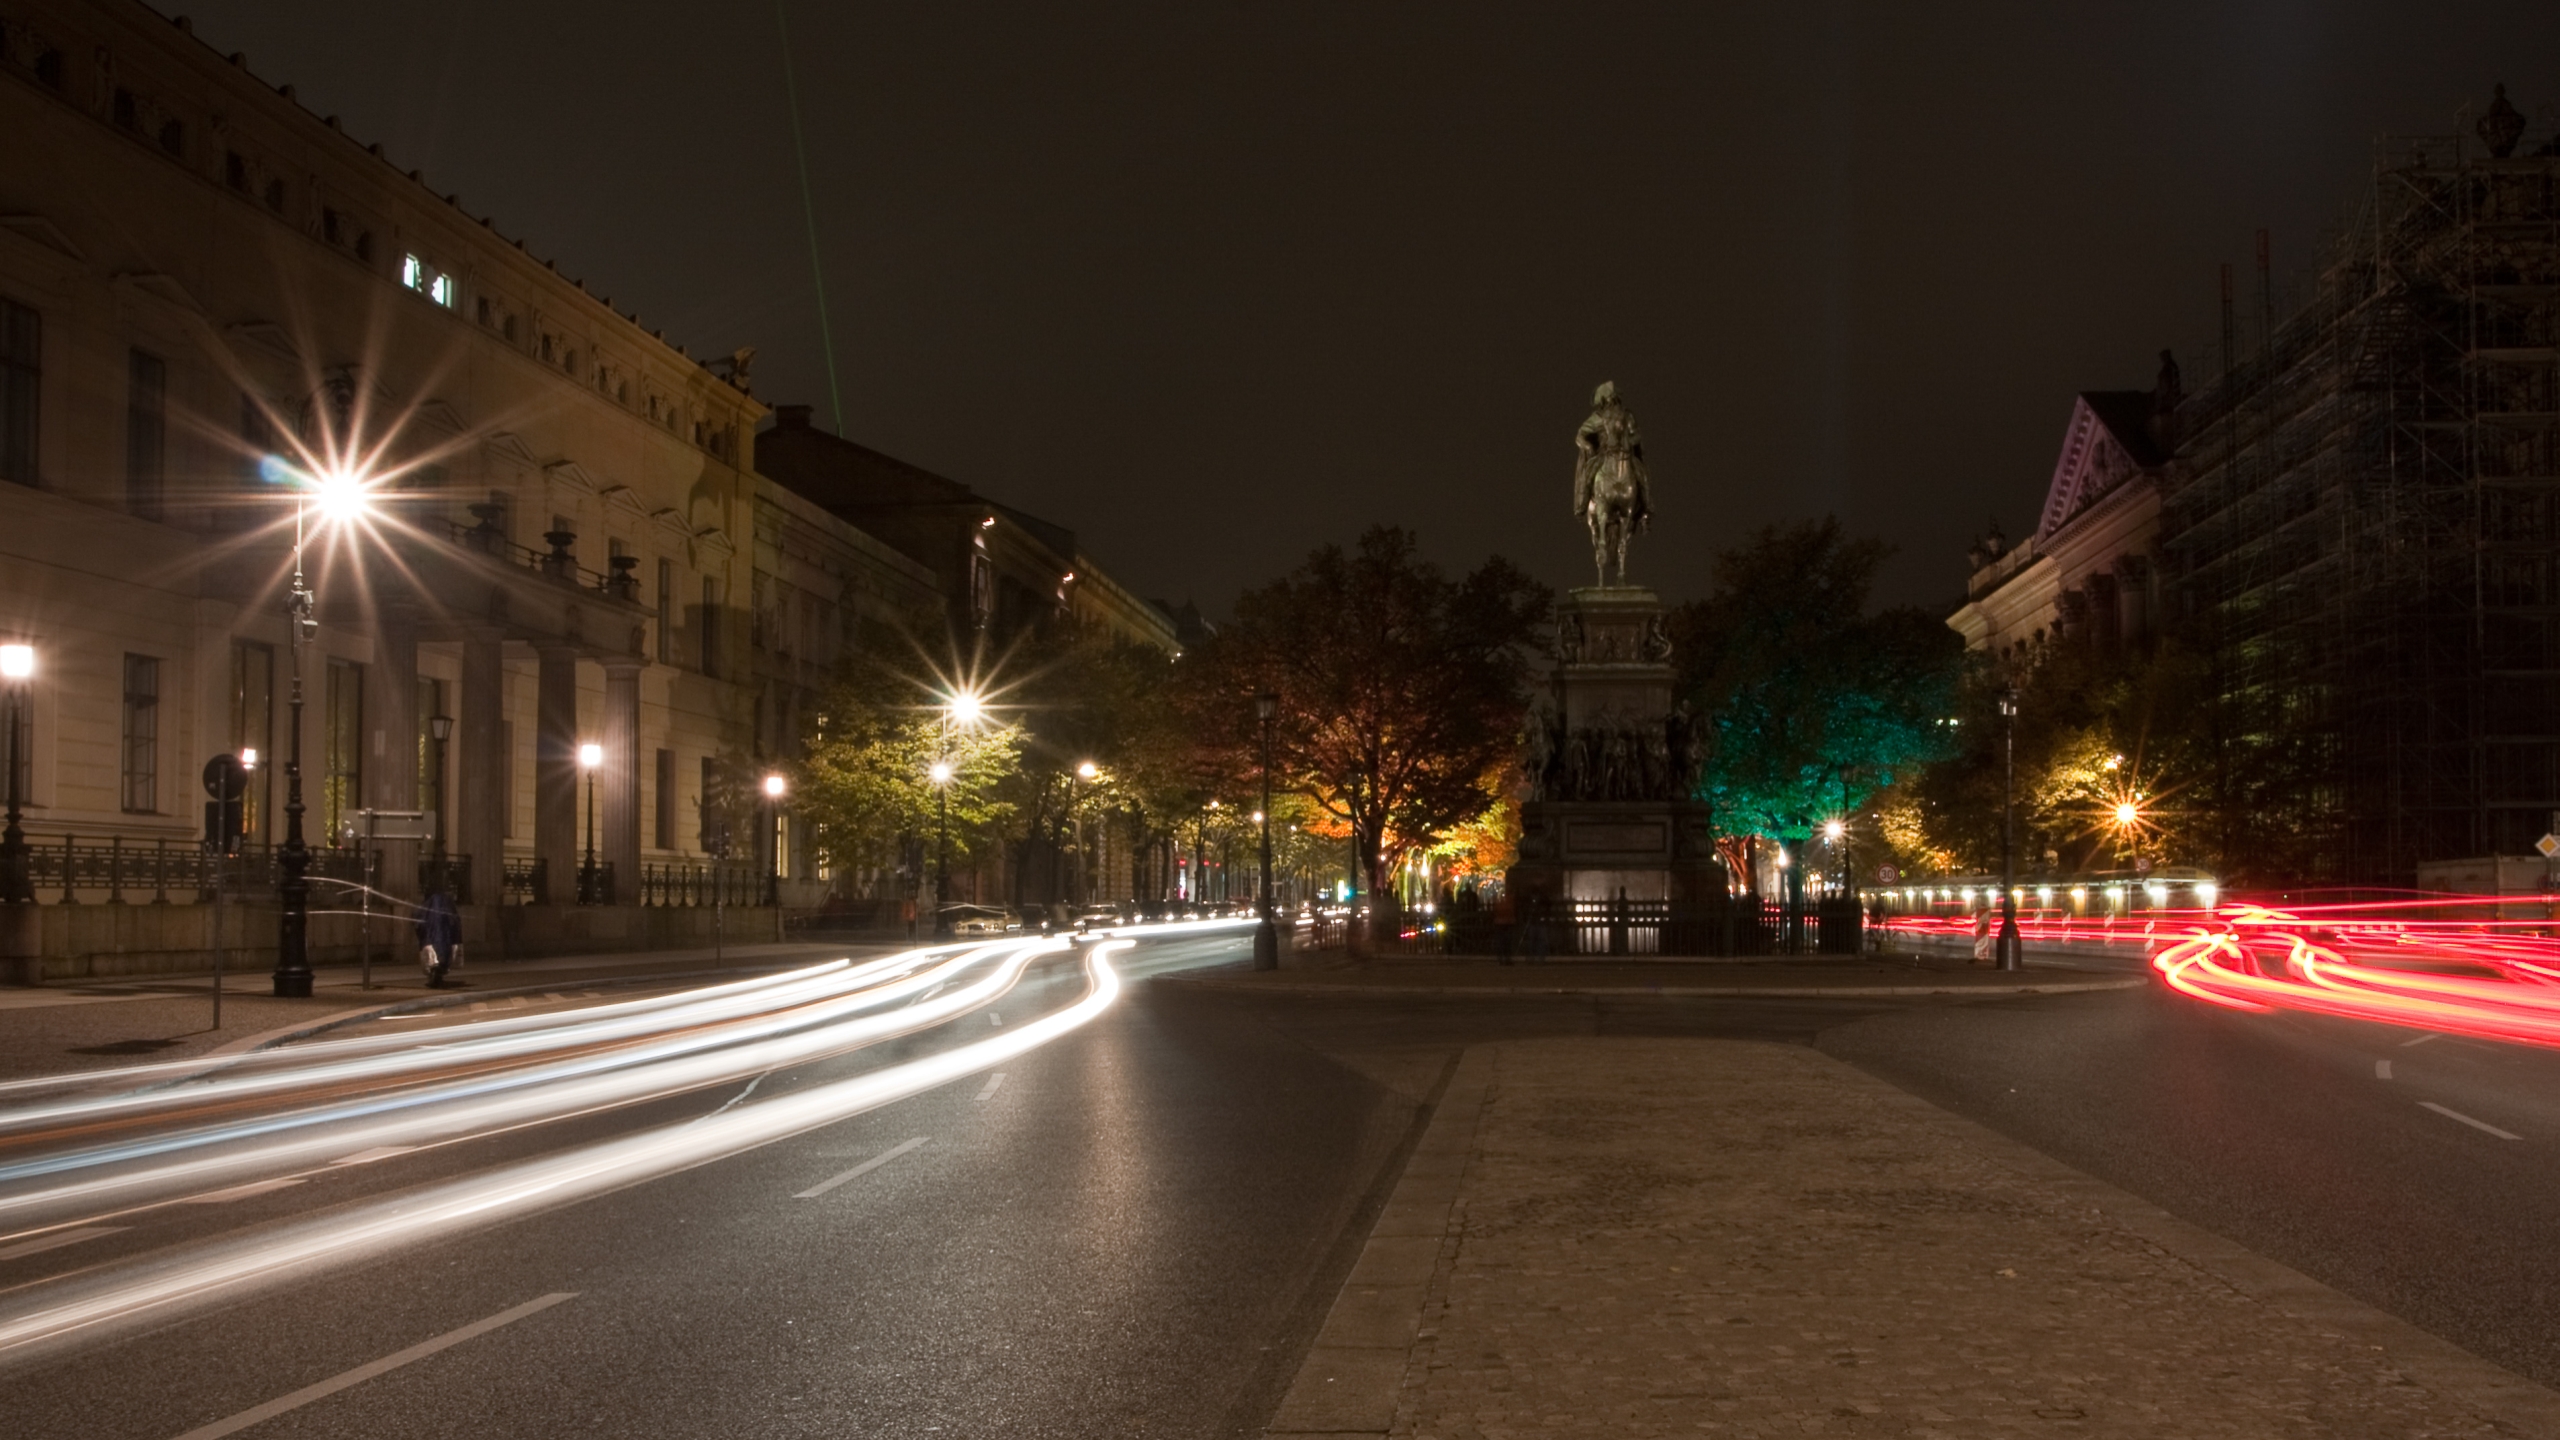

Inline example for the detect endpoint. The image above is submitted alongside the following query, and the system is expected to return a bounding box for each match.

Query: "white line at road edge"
[0,1227,124,1262]
[2421,1101,2522,1140]
[167,1292,575,1440]
[975,1072,1005,1101]
[0,942,1125,1365]
[795,1136,929,1199]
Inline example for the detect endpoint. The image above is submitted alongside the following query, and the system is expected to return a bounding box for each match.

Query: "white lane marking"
[699,1071,771,1123]
[168,1292,576,1440]
[183,1178,307,1204]
[975,1072,1005,1101]
[795,1136,928,1199]
[541,993,565,1002]
[330,1147,417,1167]
[2375,1060,2392,1080]
[988,1011,1003,1026]
[2421,1102,2521,1140]
[0,1226,125,1262]
[2401,1032,2443,1048]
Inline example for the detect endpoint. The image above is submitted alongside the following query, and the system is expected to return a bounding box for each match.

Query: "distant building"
[1949,376,2176,665]
[753,404,1180,655]
[1954,91,2560,882]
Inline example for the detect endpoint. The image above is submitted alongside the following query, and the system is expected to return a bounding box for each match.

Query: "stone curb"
[1165,975,2146,1000]
[1263,1046,1498,1438]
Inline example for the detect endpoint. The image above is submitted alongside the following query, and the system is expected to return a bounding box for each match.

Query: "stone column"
[457,629,505,908]
[602,659,642,904]
[534,647,581,904]
[367,615,421,903]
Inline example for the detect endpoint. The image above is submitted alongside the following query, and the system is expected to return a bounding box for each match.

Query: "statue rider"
[1572,381,1652,587]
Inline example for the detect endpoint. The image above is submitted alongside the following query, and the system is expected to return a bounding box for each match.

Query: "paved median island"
[1270,1037,2560,1438]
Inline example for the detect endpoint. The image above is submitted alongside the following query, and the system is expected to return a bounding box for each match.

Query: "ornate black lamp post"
[270,457,371,997]
[930,759,953,935]
[1998,686,2022,971]
[577,742,603,904]
[2,644,33,908]
[762,773,786,906]
[428,713,452,886]
[1253,690,1279,970]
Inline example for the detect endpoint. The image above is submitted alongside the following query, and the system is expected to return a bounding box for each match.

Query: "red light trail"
[1886,895,2560,1047]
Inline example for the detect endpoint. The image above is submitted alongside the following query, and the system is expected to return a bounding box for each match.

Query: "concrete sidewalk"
[1269,1038,2560,1438]
[0,939,895,1083]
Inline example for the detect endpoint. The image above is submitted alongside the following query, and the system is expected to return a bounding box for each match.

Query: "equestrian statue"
[1572,381,1651,586]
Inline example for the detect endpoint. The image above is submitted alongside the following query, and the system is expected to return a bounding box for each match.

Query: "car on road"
[939,904,1019,936]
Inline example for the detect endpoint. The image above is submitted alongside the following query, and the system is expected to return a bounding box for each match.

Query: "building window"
[157,118,184,156]
[224,151,248,190]
[700,578,721,677]
[263,177,285,212]
[0,299,34,485]
[970,553,993,628]
[231,641,273,843]
[121,654,159,813]
[324,658,364,842]
[127,349,165,521]
[113,88,137,129]
[699,756,725,857]
[32,49,62,88]
[400,254,455,308]
[654,749,676,850]
[655,559,674,663]
[322,207,342,245]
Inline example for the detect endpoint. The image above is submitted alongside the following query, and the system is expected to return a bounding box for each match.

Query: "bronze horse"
[1572,381,1651,587]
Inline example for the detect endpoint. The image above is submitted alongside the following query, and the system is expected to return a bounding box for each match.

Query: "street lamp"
[1253,690,1279,970]
[272,461,373,997]
[427,714,453,888]
[2,643,34,909]
[762,772,787,906]
[1072,760,1099,907]
[1997,686,2022,971]
[930,758,955,935]
[577,742,603,904]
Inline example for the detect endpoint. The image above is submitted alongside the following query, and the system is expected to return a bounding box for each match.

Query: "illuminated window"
[400,254,455,308]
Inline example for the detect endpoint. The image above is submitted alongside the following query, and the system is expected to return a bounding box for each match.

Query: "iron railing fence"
[638,860,769,908]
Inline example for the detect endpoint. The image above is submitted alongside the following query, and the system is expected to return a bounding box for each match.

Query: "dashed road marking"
[167,1292,577,1440]
[975,1072,1006,1101]
[2421,1101,2520,1140]
[988,1011,1003,1026]
[2375,1059,2392,1080]
[0,1226,125,1262]
[795,1136,929,1199]
[2401,1032,2444,1048]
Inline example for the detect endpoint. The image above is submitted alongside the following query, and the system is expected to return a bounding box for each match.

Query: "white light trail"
[0,943,1128,1368]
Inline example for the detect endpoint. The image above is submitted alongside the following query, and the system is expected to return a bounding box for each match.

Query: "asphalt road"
[5,932,2560,1436]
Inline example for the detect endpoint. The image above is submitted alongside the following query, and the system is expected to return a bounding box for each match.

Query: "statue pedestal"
[1507,586,1727,951]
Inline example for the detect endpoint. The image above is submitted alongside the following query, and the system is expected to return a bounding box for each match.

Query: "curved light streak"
[0,943,1130,1367]
[0,940,1058,1228]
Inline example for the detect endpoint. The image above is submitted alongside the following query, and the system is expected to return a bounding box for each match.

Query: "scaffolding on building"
[2162,111,2560,883]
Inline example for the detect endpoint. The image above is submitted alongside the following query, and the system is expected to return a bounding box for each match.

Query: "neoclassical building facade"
[5,0,1177,969]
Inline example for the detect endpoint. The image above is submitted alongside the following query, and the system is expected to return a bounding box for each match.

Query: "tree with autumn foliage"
[1184,526,1549,928]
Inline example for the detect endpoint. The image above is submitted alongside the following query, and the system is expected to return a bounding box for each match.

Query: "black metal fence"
[1382,896,1866,959]
[637,860,768,908]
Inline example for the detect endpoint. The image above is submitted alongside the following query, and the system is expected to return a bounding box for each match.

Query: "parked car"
[1073,904,1124,935]
[939,904,1019,936]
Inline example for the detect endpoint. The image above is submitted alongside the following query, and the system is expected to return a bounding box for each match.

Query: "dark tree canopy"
[1674,519,1964,845]
[1189,525,1549,919]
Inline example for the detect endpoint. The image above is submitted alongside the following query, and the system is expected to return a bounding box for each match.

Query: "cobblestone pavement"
[1308,1038,2556,1438]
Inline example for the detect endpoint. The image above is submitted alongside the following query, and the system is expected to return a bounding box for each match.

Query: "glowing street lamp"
[1253,690,1280,970]
[930,758,956,935]
[271,459,374,997]
[1996,687,2021,972]
[577,743,604,904]
[762,773,787,906]
[1070,760,1099,906]
[2,643,34,910]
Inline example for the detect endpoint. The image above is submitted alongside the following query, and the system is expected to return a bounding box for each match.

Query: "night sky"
[174,2,2560,614]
